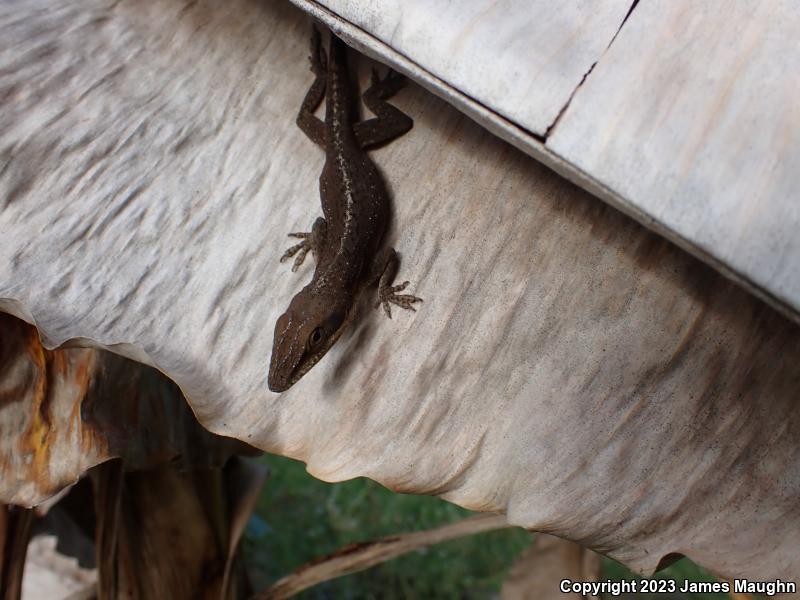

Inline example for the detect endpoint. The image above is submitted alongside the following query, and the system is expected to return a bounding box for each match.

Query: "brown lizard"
[268,28,421,392]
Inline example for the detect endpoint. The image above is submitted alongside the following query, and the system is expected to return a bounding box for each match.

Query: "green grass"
[603,556,734,599]
[244,454,739,599]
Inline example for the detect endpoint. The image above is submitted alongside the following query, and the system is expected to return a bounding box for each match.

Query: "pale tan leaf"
[255,513,508,600]
[0,314,251,506]
[294,0,631,137]
[21,535,96,600]
[295,0,800,324]
[547,1,800,324]
[0,0,798,584]
[502,535,602,600]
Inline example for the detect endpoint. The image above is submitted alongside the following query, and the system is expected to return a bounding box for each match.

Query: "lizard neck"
[312,248,367,295]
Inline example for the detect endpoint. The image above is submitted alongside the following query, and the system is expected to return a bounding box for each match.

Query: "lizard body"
[268,29,420,392]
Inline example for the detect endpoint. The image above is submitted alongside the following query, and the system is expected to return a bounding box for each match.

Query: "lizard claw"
[375,280,422,319]
[280,232,312,272]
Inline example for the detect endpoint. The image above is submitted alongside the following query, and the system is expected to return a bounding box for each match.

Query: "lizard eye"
[309,327,323,347]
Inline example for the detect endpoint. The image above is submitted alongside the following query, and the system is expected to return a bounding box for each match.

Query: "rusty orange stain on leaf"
[1,313,248,506]
[19,327,54,483]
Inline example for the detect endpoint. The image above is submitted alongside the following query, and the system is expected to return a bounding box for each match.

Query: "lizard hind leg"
[354,69,413,149]
[371,247,422,319]
[280,217,327,272]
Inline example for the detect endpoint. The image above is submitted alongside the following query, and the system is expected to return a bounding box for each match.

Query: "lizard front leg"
[370,247,422,318]
[280,217,327,272]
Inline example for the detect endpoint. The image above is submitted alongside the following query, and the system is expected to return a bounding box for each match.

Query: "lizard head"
[268,288,351,392]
